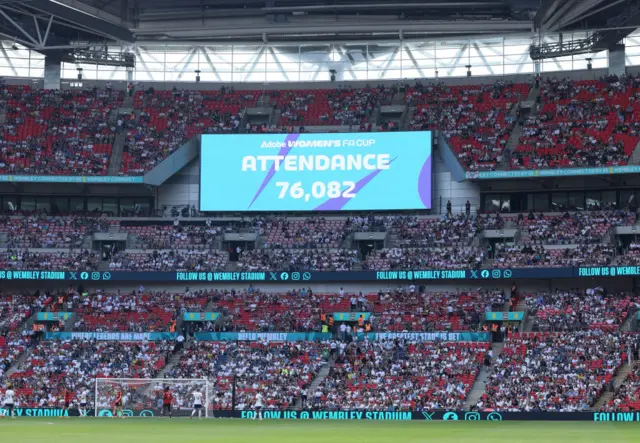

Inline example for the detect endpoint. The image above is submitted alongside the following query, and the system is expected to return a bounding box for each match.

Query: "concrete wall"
[1,278,635,296]
[432,146,480,215]
[5,66,638,92]
[156,158,200,210]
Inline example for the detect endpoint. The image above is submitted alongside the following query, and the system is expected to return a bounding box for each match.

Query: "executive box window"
[102,198,118,216]
[2,196,17,212]
[70,198,85,213]
[484,195,511,213]
[52,198,69,214]
[20,197,36,212]
[532,193,550,212]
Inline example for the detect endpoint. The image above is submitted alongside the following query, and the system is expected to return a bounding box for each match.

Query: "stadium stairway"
[593,361,634,410]
[496,122,523,170]
[371,106,381,126]
[513,297,530,332]
[269,108,281,127]
[149,340,193,382]
[463,342,504,410]
[4,344,35,378]
[629,138,640,165]
[293,357,333,410]
[107,131,127,175]
[400,106,414,131]
[621,309,638,332]
[0,106,6,125]
[497,84,542,169]
[521,309,534,332]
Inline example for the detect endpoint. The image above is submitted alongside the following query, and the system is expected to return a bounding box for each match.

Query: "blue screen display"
[199,132,432,211]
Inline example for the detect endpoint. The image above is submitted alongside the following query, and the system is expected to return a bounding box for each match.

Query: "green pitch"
[0,418,638,443]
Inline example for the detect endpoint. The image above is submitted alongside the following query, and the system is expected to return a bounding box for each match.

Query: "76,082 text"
[276,181,356,201]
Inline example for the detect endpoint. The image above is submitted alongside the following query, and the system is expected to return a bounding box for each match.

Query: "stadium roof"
[0,0,638,49]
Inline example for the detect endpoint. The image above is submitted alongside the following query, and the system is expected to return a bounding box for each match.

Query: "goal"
[94,378,211,418]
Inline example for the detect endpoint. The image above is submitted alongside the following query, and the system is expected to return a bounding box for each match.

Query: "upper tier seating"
[0,85,122,175]
[407,81,530,171]
[510,77,640,170]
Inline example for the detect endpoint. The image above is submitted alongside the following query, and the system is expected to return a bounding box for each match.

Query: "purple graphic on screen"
[417,154,432,208]
[313,156,398,211]
[247,133,300,209]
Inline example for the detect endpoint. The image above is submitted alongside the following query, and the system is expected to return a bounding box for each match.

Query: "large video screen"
[199,132,432,212]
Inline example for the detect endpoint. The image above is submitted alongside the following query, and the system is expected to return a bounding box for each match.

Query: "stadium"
[2,0,640,441]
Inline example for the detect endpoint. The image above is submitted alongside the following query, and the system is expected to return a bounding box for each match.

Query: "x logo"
[269,272,278,281]
[69,272,78,280]
[470,270,478,278]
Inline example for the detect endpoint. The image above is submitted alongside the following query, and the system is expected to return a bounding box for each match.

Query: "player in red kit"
[60,388,72,419]
[161,386,173,419]
[112,389,124,419]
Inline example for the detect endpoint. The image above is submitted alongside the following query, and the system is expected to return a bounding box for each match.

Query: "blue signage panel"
[194,332,332,341]
[0,175,143,183]
[466,165,640,180]
[0,266,638,283]
[200,132,432,211]
[44,332,176,341]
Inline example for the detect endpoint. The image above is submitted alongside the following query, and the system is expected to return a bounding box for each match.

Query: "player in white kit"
[190,391,204,419]
[2,385,15,418]
[253,392,263,420]
[79,389,90,417]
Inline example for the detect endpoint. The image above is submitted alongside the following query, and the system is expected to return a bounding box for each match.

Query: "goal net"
[94,378,211,418]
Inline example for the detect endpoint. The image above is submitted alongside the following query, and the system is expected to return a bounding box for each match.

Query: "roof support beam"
[32,15,42,45]
[0,7,40,46]
[403,44,426,77]
[42,14,52,47]
[0,44,18,76]
[550,0,607,31]
[50,0,132,29]
[28,0,135,42]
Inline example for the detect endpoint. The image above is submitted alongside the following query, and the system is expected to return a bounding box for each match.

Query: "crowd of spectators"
[510,76,640,170]
[6,339,174,407]
[276,85,395,126]
[122,222,222,250]
[108,250,228,272]
[317,339,488,410]
[0,333,31,380]
[237,248,357,272]
[7,76,640,175]
[516,211,635,245]
[601,363,640,412]
[526,288,640,332]
[1,84,123,175]
[1,215,108,249]
[480,331,635,411]
[372,288,507,332]
[393,214,481,248]
[260,218,348,249]
[493,244,615,268]
[0,249,99,271]
[363,247,485,270]
[407,80,529,171]
[167,341,328,409]
[0,292,50,332]
[620,243,640,265]
[122,88,254,174]
[67,288,208,332]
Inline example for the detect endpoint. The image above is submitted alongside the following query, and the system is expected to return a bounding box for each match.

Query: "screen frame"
[198,131,433,213]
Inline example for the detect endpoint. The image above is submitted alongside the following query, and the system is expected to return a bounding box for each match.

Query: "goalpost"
[94,378,212,418]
